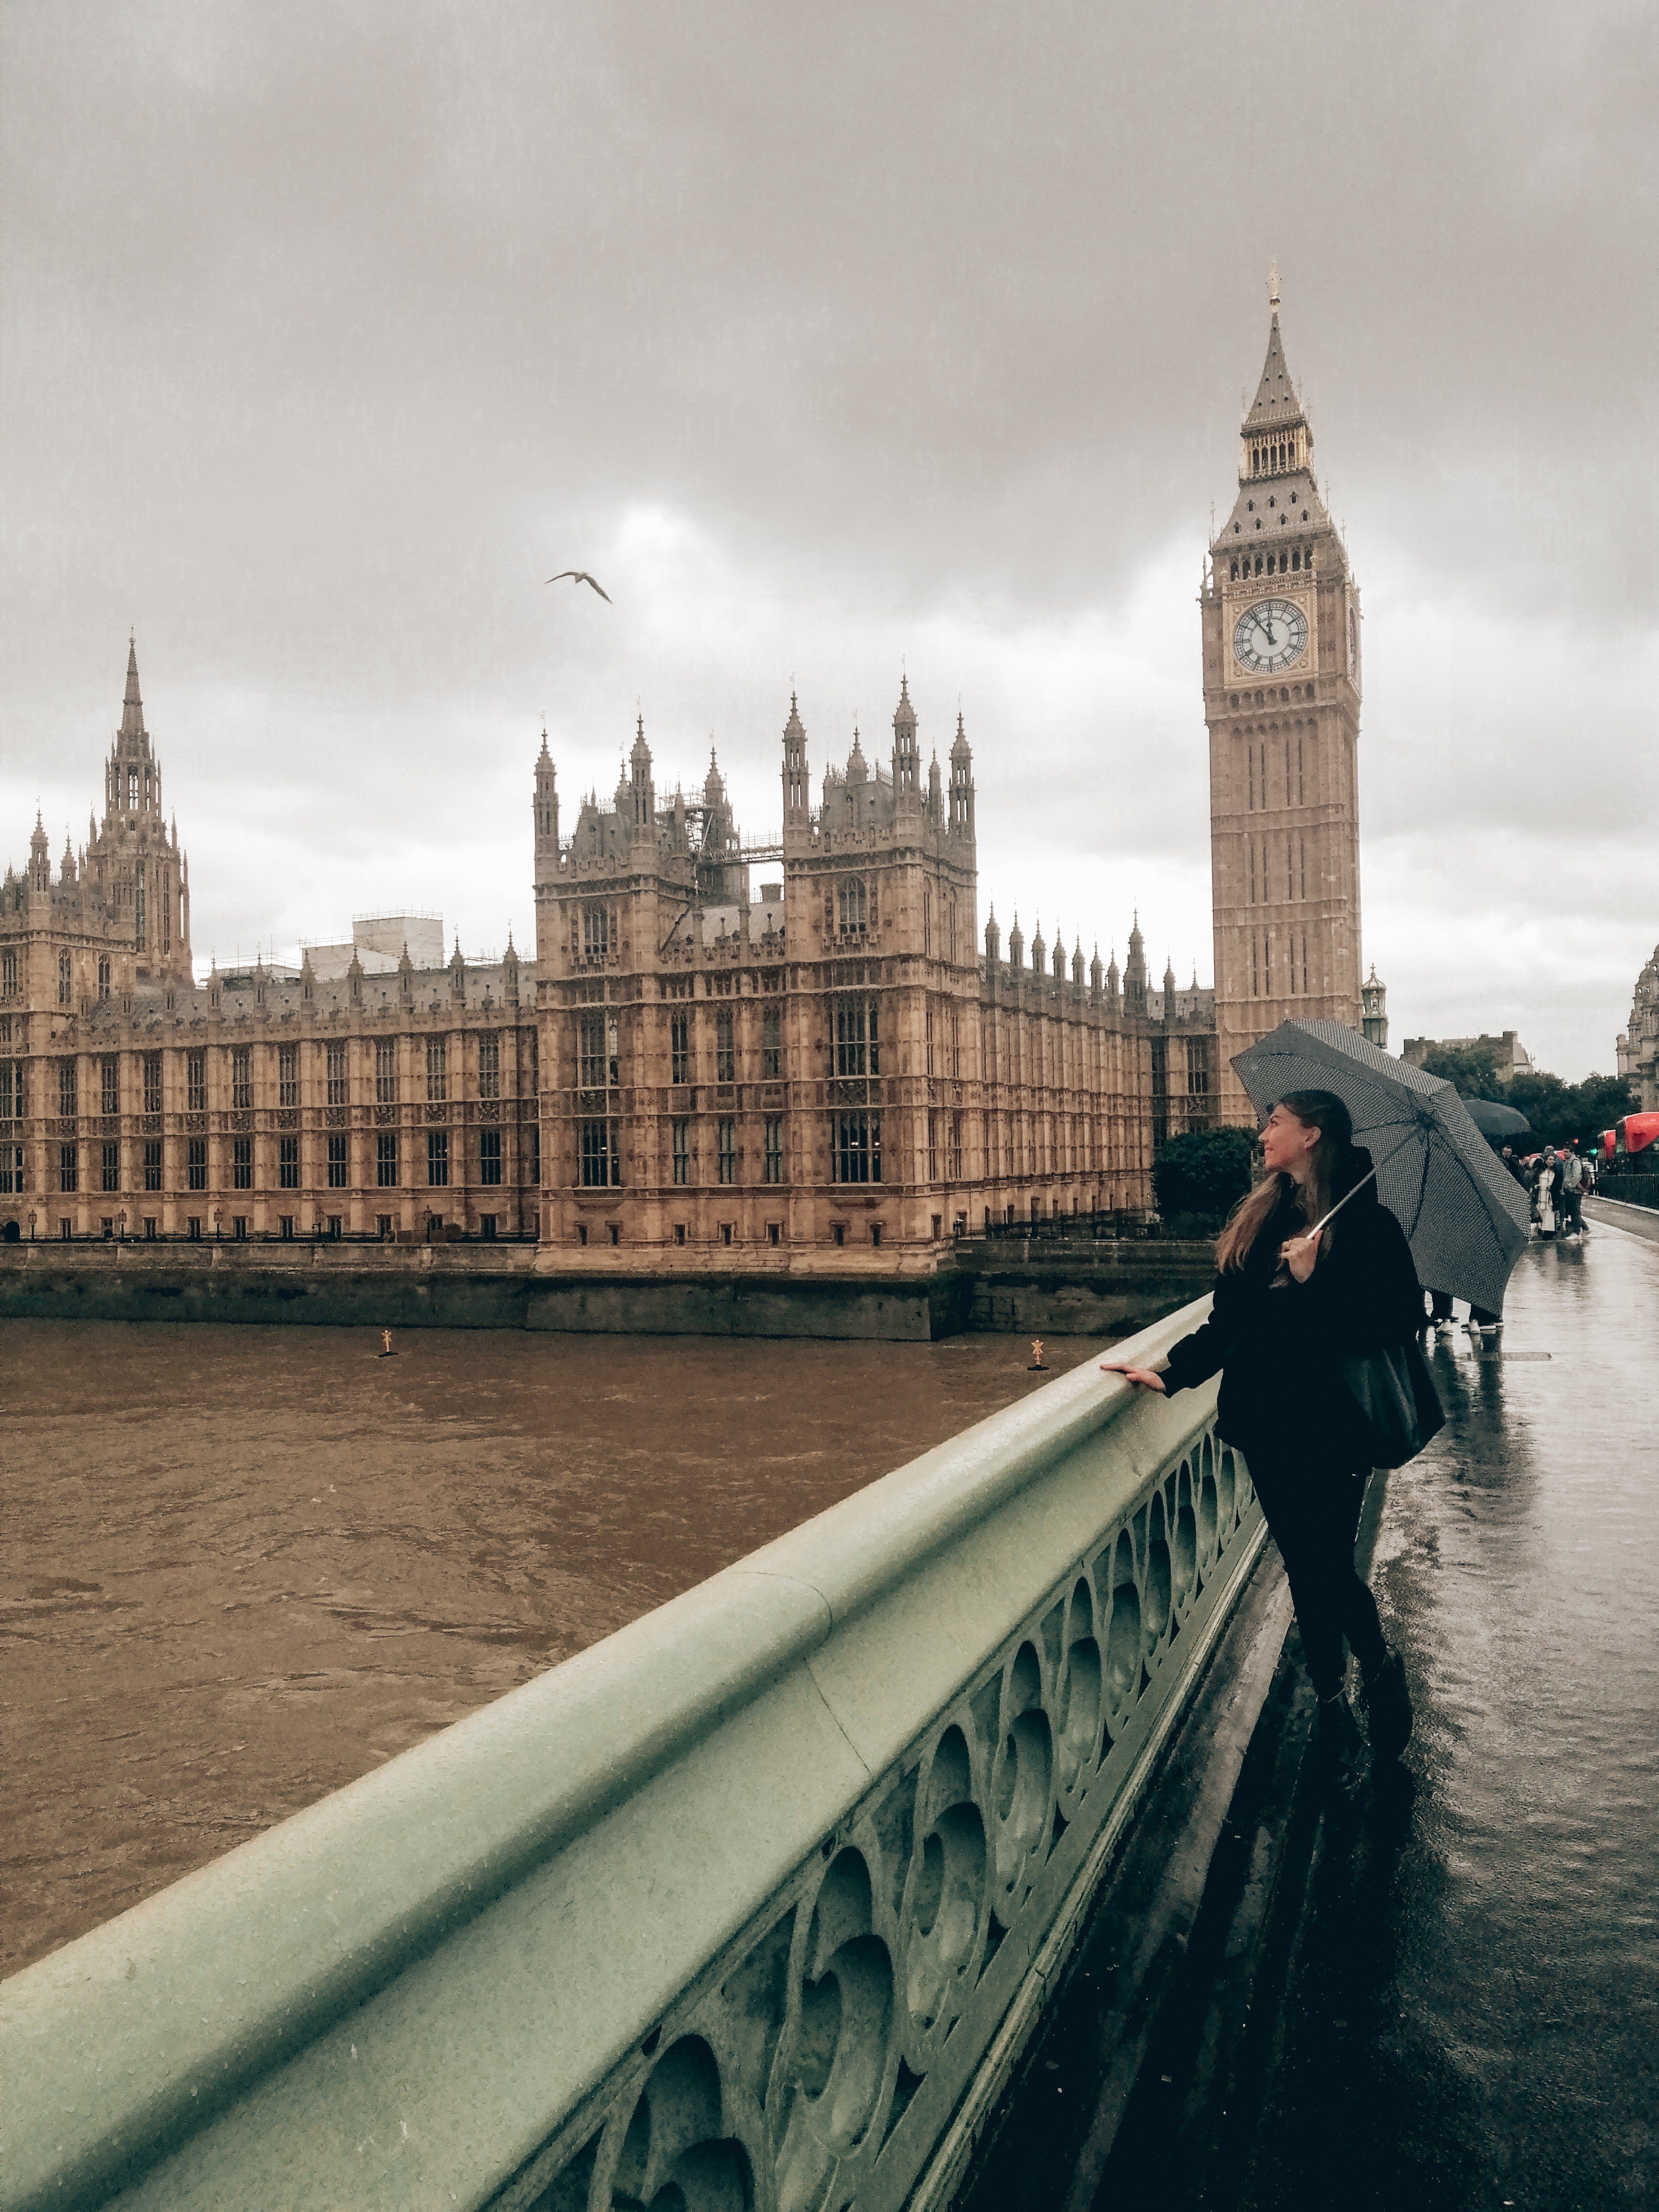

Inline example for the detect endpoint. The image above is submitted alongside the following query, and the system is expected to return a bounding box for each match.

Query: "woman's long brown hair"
[1215,1089,1355,1272]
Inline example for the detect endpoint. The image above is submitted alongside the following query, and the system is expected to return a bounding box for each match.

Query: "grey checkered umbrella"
[1232,1019,1534,1314]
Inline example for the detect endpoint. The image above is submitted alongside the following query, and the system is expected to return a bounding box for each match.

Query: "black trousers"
[1248,1444,1387,1702]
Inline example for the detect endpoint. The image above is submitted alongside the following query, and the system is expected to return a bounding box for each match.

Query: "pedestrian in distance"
[1535,1153,1559,1238]
[1561,1144,1586,1237]
[1101,1089,1419,1784]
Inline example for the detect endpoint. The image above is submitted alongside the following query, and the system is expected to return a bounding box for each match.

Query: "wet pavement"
[961,1214,1659,2211]
[0,1322,1112,1978]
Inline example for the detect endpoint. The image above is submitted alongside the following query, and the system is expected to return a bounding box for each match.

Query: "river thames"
[0,1319,1113,1977]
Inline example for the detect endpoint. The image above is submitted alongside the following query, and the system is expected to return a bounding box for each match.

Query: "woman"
[1103,1090,1418,1772]
[1534,1154,1558,1238]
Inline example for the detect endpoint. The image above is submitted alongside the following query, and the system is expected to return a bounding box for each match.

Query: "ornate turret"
[1008,912,1024,971]
[533,730,559,878]
[985,904,1000,962]
[1361,963,1388,1049]
[1030,919,1046,974]
[1106,947,1121,1003]
[397,942,414,1001]
[846,728,867,786]
[629,715,656,838]
[1163,957,1178,1021]
[60,831,77,887]
[781,693,809,828]
[503,929,520,1007]
[1052,932,1066,982]
[1072,939,1085,987]
[891,674,919,802]
[449,934,467,1001]
[29,812,48,892]
[927,750,942,822]
[1090,944,1104,1001]
[949,712,974,838]
[1125,916,1148,1016]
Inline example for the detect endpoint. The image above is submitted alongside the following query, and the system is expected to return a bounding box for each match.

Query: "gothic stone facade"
[1203,288,1366,1123]
[533,682,1214,1256]
[0,648,540,1240]
[2,660,1216,1252]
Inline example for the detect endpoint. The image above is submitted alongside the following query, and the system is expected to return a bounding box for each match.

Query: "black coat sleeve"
[1162,1268,1247,1395]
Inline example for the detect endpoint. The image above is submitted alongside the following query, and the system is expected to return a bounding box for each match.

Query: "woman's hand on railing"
[1100,1357,1166,1393]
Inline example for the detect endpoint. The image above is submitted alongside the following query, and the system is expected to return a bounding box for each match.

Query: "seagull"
[546,570,613,603]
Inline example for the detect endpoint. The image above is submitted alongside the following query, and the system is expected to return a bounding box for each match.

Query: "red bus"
[1604,1112,1659,1166]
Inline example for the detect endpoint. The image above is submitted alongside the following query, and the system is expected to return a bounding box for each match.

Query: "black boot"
[1315,1691,1368,1792]
[1364,1646,1414,1759]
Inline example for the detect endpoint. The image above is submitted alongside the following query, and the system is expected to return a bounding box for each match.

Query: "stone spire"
[1243,276,1304,435]
[120,636,146,741]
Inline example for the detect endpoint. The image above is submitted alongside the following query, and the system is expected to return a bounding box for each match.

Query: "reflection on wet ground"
[0,1321,1112,1977]
[1248,1223,1659,2209]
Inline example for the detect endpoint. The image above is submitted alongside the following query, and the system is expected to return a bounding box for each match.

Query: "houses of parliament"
[0,292,1379,1257]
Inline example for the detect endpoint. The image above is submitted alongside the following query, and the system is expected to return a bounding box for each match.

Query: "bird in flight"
[546,570,613,603]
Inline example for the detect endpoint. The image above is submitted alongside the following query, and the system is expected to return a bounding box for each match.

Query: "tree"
[1420,1040,1505,1098]
[1570,1073,1638,1142]
[1153,1127,1255,1227]
[1505,1070,1580,1147]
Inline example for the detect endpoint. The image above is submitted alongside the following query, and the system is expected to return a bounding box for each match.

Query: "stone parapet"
[0,1296,1264,2212]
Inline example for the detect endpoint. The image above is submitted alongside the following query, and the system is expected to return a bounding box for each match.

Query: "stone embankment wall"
[0,1237,1217,1339]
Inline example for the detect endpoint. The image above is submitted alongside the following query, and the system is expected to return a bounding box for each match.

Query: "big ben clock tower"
[1202,270,1365,1123]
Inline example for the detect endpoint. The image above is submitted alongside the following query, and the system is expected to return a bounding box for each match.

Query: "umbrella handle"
[1304,1128,1419,1238]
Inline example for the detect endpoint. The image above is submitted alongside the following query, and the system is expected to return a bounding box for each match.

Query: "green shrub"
[1153,1127,1255,1226]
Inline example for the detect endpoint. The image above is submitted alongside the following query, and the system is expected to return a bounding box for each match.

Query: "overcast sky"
[3,3,1654,1078]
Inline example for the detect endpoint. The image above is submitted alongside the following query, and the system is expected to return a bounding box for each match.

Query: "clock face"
[1233,597,1309,674]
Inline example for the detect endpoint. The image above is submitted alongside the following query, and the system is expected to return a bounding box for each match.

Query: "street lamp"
[214,1209,223,1242]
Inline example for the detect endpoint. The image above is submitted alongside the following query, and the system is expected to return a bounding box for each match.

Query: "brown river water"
[1,1317,1117,1978]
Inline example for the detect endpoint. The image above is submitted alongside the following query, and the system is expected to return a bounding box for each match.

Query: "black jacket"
[1162,1146,1423,1459]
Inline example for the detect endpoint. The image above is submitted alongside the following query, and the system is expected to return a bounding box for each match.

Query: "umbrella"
[1232,1019,1534,1315]
[1461,1097,1531,1142]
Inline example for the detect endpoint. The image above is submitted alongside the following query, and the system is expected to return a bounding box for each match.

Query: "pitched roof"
[1244,311,1303,432]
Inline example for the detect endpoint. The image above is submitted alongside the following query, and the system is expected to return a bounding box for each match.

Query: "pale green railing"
[1,1296,1262,2212]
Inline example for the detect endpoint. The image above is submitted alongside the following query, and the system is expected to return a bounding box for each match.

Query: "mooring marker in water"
[1028,1337,1048,1371]
[378,1329,397,1359]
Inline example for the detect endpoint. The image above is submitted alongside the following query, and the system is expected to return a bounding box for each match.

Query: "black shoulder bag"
[1337,1340,1446,1469]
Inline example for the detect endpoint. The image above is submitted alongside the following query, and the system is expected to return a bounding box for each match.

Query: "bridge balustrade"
[2,1296,1263,2212]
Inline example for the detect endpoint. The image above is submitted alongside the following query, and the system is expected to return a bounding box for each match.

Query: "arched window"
[1291,548,1300,570]
[1230,559,1239,579]
[838,877,866,934]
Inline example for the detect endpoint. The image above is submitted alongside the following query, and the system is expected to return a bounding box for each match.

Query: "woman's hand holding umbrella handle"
[1280,1233,1321,1283]
[1100,1357,1167,1393]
